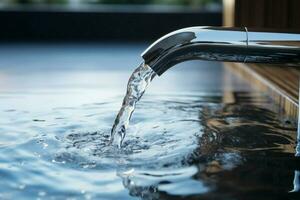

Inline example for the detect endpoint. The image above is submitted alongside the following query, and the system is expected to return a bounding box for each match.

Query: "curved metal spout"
[141,27,300,76]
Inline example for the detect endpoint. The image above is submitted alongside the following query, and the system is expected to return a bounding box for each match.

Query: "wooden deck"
[225,63,300,119]
[222,0,300,120]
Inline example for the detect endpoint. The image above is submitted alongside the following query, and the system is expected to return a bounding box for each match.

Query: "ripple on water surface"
[0,93,299,200]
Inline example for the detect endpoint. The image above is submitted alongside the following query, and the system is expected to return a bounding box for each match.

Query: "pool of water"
[0,43,299,200]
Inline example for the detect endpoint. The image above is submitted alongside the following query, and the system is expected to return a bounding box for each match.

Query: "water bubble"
[38,191,46,197]
[18,184,26,190]
[42,143,48,149]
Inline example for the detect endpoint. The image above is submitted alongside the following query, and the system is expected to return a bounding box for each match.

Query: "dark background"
[0,1,222,41]
[234,0,300,30]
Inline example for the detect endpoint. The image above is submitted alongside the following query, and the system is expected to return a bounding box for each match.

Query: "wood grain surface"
[225,63,299,120]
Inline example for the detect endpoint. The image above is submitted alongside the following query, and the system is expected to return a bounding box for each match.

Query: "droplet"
[18,184,26,190]
[38,191,46,197]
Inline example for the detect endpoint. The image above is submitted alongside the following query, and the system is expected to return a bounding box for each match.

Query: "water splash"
[111,63,156,147]
[0,92,298,199]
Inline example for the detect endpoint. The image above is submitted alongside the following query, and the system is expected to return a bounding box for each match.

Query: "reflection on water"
[0,91,299,199]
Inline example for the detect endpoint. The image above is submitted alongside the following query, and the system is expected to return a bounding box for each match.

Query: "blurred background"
[0,0,222,41]
[1,0,221,6]
[1,0,299,42]
[0,0,300,98]
[0,0,224,102]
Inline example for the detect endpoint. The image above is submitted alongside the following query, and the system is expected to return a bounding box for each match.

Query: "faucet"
[141,27,300,192]
[141,27,300,76]
[141,26,300,160]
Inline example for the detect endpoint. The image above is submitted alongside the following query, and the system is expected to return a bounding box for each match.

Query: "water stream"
[111,63,156,147]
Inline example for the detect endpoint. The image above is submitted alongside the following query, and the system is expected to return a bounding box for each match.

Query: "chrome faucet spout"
[141,27,300,76]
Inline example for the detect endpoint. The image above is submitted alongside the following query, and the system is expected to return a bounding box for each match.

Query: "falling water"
[110,63,156,147]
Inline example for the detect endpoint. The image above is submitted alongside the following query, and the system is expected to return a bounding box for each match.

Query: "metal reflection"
[142,26,300,76]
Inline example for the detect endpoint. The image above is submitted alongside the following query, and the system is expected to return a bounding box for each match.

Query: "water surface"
[0,45,299,199]
[1,89,299,199]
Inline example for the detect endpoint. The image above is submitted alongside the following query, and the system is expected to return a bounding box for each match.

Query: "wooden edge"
[225,63,299,120]
[222,0,235,27]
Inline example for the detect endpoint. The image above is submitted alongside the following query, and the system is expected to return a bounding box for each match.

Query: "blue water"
[0,43,299,200]
[1,91,298,200]
[0,93,210,199]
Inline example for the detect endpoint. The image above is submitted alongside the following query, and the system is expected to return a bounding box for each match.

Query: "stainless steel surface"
[142,26,300,75]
